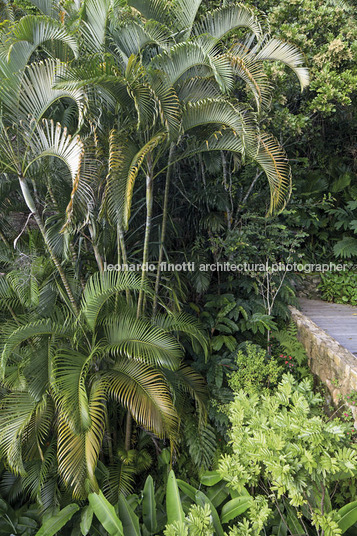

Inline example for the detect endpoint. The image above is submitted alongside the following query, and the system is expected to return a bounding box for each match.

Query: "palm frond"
[127,0,171,26]
[0,392,38,475]
[253,37,309,90]
[194,4,262,42]
[80,271,146,330]
[104,314,183,370]
[53,349,92,433]
[1,318,72,378]
[81,0,111,51]
[103,359,179,438]
[57,380,106,498]
[152,42,234,93]
[7,15,78,72]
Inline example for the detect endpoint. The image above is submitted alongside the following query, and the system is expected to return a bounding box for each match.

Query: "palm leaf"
[1,318,72,378]
[7,15,78,72]
[194,4,262,41]
[53,349,93,433]
[104,314,183,370]
[18,60,87,127]
[152,41,234,93]
[80,271,147,330]
[57,381,106,498]
[0,391,38,475]
[81,0,111,51]
[127,0,171,26]
[182,98,257,155]
[103,359,179,438]
[253,37,309,90]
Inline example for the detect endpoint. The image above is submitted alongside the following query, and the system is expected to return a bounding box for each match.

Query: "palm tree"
[0,269,207,499]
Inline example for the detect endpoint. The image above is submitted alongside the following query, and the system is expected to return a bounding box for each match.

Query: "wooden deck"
[298,298,357,356]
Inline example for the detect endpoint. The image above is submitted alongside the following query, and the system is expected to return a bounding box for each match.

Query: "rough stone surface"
[293,274,322,299]
[290,305,357,425]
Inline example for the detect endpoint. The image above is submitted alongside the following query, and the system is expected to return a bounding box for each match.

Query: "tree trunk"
[18,175,79,315]
[153,143,175,316]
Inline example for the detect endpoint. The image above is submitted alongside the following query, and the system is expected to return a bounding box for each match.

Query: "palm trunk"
[88,223,104,272]
[18,175,79,315]
[137,159,154,318]
[152,143,175,316]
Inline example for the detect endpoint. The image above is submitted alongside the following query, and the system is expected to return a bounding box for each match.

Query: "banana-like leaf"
[103,359,179,438]
[166,470,185,525]
[80,504,93,535]
[220,496,253,524]
[195,490,224,536]
[88,490,124,536]
[177,479,197,502]
[118,494,141,536]
[80,270,146,330]
[194,4,262,41]
[142,475,157,533]
[338,501,357,533]
[200,471,222,487]
[34,504,80,536]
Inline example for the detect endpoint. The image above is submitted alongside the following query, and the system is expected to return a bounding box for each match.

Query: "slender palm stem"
[137,158,154,318]
[153,143,175,316]
[18,175,79,314]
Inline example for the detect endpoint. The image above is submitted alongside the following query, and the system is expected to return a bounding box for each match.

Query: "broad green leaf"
[166,470,185,525]
[35,504,80,536]
[206,481,230,508]
[88,491,124,536]
[142,475,157,533]
[118,494,140,536]
[80,505,93,535]
[338,501,357,533]
[177,479,197,502]
[200,470,222,486]
[195,490,224,536]
[220,497,253,524]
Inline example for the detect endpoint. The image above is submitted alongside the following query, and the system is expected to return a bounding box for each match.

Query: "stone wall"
[289,306,357,425]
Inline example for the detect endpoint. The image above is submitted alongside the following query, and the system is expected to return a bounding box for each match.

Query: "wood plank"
[298,298,357,354]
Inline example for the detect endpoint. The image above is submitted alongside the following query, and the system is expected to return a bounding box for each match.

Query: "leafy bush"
[218,374,357,535]
[319,272,357,305]
[228,343,283,395]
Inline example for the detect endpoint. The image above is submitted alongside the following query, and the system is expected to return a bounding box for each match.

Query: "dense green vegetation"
[0,0,357,534]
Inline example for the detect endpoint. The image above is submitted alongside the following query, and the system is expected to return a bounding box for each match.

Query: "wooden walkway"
[299,298,357,356]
